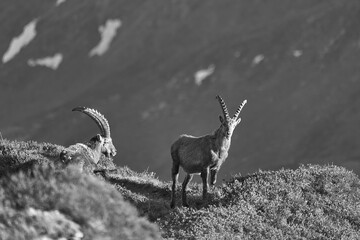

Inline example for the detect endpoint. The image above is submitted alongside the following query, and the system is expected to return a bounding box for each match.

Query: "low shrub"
[0,163,161,240]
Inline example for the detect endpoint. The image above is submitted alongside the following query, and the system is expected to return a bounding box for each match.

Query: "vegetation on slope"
[159,165,360,239]
[0,139,160,240]
[1,138,360,239]
[103,161,360,239]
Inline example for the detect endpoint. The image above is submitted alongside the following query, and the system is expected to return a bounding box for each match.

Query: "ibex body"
[72,107,117,159]
[170,96,247,208]
[60,107,117,172]
[60,134,104,172]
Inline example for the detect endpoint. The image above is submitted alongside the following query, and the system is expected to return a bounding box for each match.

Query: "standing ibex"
[170,95,247,208]
[60,107,117,171]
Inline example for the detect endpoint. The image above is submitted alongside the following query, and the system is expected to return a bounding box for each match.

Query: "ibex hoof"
[170,202,176,209]
[182,202,189,208]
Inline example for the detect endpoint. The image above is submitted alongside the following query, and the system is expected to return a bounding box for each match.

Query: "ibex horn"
[233,99,247,119]
[72,107,111,138]
[216,95,230,121]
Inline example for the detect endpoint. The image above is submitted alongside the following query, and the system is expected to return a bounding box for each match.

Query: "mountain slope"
[1,0,360,181]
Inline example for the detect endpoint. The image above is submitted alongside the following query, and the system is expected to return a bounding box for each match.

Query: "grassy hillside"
[159,165,360,239]
[0,139,160,240]
[1,138,359,239]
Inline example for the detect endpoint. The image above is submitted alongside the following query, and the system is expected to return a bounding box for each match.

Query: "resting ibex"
[60,107,117,171]
[60,134,105,172]
[170,95,247,208]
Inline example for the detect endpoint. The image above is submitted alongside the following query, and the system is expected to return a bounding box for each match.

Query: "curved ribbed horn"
[72,107,111,138]
[233,99,247,119]
[216,95,230,121]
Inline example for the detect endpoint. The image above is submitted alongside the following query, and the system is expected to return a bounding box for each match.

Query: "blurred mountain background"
[1,0,360,182]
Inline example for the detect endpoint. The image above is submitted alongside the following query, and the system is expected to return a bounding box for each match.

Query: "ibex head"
[88,134,105,149]
[216,95,247,138]
[72,107,117,157]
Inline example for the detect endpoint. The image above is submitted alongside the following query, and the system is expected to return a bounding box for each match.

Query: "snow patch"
[234,51,241,58]
[56,0,67,6]
[89,19,122,57]
[194,65,215,86]
[141,102,167,120]
[292,50,303,57]
[28,53,63,70]
[2,19,38,63]
[252,54,264,66]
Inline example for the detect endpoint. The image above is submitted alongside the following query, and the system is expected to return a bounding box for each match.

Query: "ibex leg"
[170,162,179,208]
[182,174,193,207]
[201,168,209,200]
[210,168,218,186]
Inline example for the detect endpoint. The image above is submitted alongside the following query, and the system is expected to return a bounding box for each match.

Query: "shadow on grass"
[105,175,172,221]
[172,185,223,209]
[109,177,170,198]
[105,173,222,221]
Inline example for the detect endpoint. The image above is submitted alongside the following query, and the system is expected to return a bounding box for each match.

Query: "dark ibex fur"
[170,95,247,208]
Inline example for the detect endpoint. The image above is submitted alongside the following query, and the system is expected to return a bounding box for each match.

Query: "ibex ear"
[219,115,225,124]
[236,118,242,125]
[95,134,102,141]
